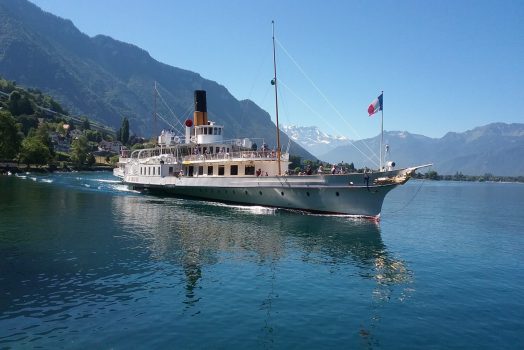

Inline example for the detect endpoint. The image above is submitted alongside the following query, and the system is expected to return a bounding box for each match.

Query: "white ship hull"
[119,169,416,217]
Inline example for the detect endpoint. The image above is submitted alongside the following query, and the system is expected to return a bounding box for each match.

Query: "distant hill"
[319,123,524,176]
[282,125,349,158]
[0,0,314,159]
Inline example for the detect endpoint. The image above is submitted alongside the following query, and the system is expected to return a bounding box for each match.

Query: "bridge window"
[208,166,213,175]
[218,165,225,176]
[231,165,238,175]
[245,165,255,175]
[198,166,203,175]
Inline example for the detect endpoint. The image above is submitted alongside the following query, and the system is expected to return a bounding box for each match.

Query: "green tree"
[16,115,39,136]
[425,170,440,180]
[85,130,102,142]
[289,155,302,170]
[81,117,91,130]
[87,153,96,167]
[8,91,34,116]
[19,136,51,166]
[56,121,68,136]
[33,124,55,157]
[71,135,89,168]
[0,112,22,160]
[109,155,119,166]
[120,117,129,144]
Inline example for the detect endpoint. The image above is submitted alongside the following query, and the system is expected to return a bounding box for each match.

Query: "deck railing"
[182,151,288,162]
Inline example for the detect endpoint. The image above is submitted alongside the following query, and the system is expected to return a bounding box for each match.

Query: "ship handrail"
[181,150,289,162]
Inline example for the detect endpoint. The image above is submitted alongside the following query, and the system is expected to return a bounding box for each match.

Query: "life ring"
[173,136,180,143]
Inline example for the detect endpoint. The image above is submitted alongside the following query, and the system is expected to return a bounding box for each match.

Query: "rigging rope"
[154,84,186,134]
[388,178,427,214]
[275,38,381,165]
[155,112,177,130]
[279,80,379,167]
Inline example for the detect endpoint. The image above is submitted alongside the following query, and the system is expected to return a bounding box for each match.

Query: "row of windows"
[139,165,258,177]
[140,166,161,176]
[186,165,256,177]
[195,127,222,136]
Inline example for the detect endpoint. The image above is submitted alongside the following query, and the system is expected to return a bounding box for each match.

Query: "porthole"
[259,191,262,195]
[245,191,248,195]
[336,192,340,196]
[281,192,284,196]
[306,192,310,197]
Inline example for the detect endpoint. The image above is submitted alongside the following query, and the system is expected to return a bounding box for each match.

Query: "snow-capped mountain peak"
[282,125,350,158]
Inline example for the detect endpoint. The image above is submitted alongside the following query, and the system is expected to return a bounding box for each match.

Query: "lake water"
[0,172,523,349]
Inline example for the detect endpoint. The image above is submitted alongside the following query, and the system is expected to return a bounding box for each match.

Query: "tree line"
[0,77,132,170]
[414,170,524,183]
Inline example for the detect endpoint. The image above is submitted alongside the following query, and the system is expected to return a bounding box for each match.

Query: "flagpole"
[272,20,281,176]
[380,90,384,171]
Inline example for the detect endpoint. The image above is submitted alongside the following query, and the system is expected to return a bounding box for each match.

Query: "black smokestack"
[193,90,208,126]
[194,90,207,112]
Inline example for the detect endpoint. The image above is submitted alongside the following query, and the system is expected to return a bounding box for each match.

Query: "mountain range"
[0,0,314,159]
[282,125,349,158]
[306,123,523,176]
[1,0,521,176]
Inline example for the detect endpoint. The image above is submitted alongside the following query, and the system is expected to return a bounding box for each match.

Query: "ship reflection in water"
[111,195,413,343]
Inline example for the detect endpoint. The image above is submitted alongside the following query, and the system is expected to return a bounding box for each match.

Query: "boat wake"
[111,184,140,193]
[204,201,278,215]
[97,179,122,184]
[283,208,380,222]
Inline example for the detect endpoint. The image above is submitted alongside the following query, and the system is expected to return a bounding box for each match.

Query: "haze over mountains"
[292,123,523,176]
[0,0,313,159]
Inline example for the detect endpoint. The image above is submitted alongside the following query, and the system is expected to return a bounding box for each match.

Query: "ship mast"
[153,81,158,143]
[271,20,282,175]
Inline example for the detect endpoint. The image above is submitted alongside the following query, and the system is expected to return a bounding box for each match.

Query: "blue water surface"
[0,172,523,349]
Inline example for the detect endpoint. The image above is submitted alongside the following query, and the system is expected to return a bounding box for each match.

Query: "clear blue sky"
[30,0,524,139]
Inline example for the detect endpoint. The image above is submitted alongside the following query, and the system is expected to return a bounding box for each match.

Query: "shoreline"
[0,164,113,174]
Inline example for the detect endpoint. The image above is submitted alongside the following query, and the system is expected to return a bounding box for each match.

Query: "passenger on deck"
[256,168,262,177]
